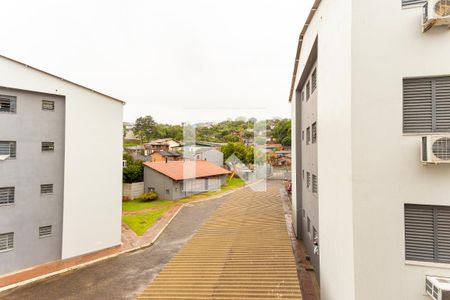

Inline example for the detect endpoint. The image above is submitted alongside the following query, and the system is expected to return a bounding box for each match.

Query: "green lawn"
[122,199,173,212]
[122,208,169,236]
[122,177,245,236]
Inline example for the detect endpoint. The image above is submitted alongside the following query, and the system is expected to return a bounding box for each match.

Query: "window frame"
[41,142,55,152]
[0,95,17,113]
[0,187,15,206]
[312,122,317,144]
[405,204,450,263]
[0,232,14,252]
[42,100,55,111]
[0,141,17,158]
[306,127,311,144]
[403,76,450,134]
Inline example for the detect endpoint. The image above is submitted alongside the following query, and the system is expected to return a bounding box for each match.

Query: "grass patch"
[122,199,173,212]
[122,208,168,236]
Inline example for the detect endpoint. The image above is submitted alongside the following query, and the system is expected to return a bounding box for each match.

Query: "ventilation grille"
[41,142,55,152]
[403,78,433,133]
[40,184,53,194]
[0,95,16,113]
[432,137,450,160]
[39,226,52,238]
[0,232,14,251]
[0,187,15,205]
[402,0,427,8]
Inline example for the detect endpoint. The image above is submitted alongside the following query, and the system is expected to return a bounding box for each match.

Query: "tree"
[133,116,156,142]
[123,154,144,183]
[272,119,291,146]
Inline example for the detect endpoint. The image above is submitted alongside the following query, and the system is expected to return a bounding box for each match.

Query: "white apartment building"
[290,0,450,299]
[0,55,124,276]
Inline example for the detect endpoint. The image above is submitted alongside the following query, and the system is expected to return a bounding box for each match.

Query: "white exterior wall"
[0,56,123,259]
[292,0,355,298]
[351,2,450,300]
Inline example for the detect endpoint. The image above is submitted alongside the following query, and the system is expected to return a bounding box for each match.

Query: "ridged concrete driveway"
[139,182,302,299]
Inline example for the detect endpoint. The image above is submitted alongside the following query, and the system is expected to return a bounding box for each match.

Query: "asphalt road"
[0,197,225,300]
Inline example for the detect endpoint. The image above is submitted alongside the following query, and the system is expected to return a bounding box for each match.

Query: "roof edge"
[0,54,125,104]
[288,0,322,103]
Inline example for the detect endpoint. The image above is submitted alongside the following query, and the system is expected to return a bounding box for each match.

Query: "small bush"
[122,196,130,202]
[139,192,158,202]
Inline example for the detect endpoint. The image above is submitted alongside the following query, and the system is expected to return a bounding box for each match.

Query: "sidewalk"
[0,183,248,293]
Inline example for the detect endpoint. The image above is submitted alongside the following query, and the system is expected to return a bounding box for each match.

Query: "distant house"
[150,150,182,162]
[125,145,145,155]
[123,122,140,142]
[191,148,224,167]
[143,161,230,200]
[144,138,182,152]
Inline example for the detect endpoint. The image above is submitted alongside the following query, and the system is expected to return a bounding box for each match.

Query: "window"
[307,217,311,233]
[0,141,16,158]
[402,0,427,8]
[312,122,317,144]
[39,226,52,238]
[403,76,450,133]
[41,142,55,152]
[301,91,305,102]
[40,184,53,194]
[42,100,55,111]
[306,127,311,144]
[302,169,305,179]
[307,172,311,189]
[405,204,450,263]
[0,232,14,251]
[306,81,311,100]
[302,130,304,141]
[0,187,15,205]
[302,209,305,218]
[312,174,318,194]
[0,95,16,113]
[311,69,317,93]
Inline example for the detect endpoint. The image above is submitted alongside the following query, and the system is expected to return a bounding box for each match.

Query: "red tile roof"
[143,160,230,181]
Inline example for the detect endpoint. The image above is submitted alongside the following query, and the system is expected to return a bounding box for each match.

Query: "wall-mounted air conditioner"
[423,0,450,32]
[426,276,450,300]
[421,136,450,164]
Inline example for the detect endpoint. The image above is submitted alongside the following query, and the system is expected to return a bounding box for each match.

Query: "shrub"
[122,196,130,202]
[139,192,158,202]
[123,154,144,183]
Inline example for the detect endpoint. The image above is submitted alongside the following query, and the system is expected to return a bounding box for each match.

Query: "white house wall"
[0,57,123,259]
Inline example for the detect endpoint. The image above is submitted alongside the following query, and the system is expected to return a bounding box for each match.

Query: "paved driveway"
[0,198,225,300]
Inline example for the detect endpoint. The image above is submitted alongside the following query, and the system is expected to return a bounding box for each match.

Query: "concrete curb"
[0,182,250,294]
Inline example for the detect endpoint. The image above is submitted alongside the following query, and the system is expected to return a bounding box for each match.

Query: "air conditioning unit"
[421,136,450,164]
[426,276,450,300]
[423,0,450,32]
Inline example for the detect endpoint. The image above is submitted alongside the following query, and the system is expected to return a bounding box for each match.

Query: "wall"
[0,88,65,275]
[298,63,320,279]
[292,0,355,298]
[0,56,124,260]
[351,1,450,299]
[144,167,177,200]
[123,182,144,200]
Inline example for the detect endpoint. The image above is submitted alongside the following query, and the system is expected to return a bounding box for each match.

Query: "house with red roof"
[143,160,231,200]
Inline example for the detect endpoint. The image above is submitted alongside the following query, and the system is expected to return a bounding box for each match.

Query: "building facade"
[290,0,450,299]
[143,161,229,200]
[0,55,123,276]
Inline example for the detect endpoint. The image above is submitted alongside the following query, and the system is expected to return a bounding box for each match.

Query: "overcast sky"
[1,0,312,124]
